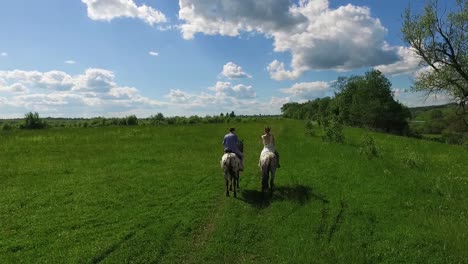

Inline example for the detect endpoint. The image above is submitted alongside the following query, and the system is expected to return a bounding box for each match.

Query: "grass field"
[1,119,467,263]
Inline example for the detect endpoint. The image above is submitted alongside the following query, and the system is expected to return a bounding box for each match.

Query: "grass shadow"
[240,184,328,209]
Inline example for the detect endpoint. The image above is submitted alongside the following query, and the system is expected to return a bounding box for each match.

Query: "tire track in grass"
[181,194,227,263]
[90,230,136,264]
[328,200,347,242]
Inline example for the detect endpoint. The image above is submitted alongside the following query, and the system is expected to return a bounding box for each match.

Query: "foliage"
[358,133,379,159]
[305,120,315,136]
[333,70,411,134]
[320,117,345,143]
[124,115,138,126]
[402,0,468,127]
[402,147,423,169]
[282,97,333,120]
[149,113,166,125]
[1,122,14,131]
[281,71,411,135]
[21,112,46,129]
[441,128,466,144]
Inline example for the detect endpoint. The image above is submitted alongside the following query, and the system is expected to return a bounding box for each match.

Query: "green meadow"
[1,119,467,263]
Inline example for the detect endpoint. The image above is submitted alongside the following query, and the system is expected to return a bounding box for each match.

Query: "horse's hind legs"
[225,179,229,197]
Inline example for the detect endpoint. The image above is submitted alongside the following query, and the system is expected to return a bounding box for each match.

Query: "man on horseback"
[223,127,244,171]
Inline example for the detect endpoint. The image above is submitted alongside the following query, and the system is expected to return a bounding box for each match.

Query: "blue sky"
[0,0,454,118]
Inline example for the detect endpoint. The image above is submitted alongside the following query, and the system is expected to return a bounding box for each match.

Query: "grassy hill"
[0,119,467,263]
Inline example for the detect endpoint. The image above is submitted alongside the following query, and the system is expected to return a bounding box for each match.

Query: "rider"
[223,127,244,170]
[261,127,280,168]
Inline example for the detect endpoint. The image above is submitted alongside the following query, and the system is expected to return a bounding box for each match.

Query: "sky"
[0,0,456,118]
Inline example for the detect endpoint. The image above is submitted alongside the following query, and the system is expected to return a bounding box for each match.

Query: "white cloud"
[166,89,193,103]
[209,81,256,99]
[73,68,116,92]
[1,52,7,57]
[394,89,453,107]
[0,68,165,117]
[0,70,74,91]
[375,47,422,75]
[281,81,330,100]
[267,60,301,81]
[0,82,29,93]
[221,62,251,79]
[149,51,159,56]
[179,0,401,79]
[163,81,258,115]
[82,0,167,26]
[65,60,76,64]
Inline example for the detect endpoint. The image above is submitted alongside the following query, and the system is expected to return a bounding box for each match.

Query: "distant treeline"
[409,104,467,144]
[0,111,280,130]
[282,70,411,135]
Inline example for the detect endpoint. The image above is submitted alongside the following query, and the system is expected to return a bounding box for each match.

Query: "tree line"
[282,70,411,135]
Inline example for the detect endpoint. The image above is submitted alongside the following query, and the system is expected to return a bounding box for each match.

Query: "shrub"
[305,120,315,136]
[22,112,46,129]
[441,128,465,145]
[125,115,138,126]
[358,133,379,159]
[402,148,423,169]
[2,122,14,131]
[321,117,345,143]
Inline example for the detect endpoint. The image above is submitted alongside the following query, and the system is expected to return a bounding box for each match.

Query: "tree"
[402,0,468,126]
[333,70,411,134]
[22,112,46,129]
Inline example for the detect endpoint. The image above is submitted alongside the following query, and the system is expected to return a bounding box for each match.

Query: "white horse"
[221,153,241,197]
[259,151,278,196]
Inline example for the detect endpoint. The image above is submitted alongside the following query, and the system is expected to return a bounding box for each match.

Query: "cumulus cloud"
[65,60,76,64]
[394,89,453,107]
[178,0,306,39]
[1,52,7,57]
[0,68,164,117]
[178,0,401,79]
[221,62,251,79]
[166,89,193,103]
[375,47,422,75]
[162,81,258,115]
[209,81,256,99]
[0,82,29,93]
[0,70,74,91]
[267,60,301,81]
[73,68,116,92]
[281,81,330,100]
[149,51,159,56]
[82,0,167,26]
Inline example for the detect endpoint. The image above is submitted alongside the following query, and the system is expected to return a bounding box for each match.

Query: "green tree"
[22,112,46,129]
[333,70,411,134]
[402,0,468,126]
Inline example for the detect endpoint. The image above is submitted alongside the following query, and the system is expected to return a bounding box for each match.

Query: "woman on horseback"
[260,127,280,168]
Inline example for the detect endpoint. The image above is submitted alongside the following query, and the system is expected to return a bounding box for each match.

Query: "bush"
[321,117,345,143]
[305,120,315,136]
[125,115,138,126]
[22,112,46,129]
[358,133,379,159]
[402,148,423,169]
[2,122,14,131]
[441,128,465,145]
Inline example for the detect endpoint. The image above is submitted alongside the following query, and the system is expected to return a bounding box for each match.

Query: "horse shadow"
[240,185,328,209]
